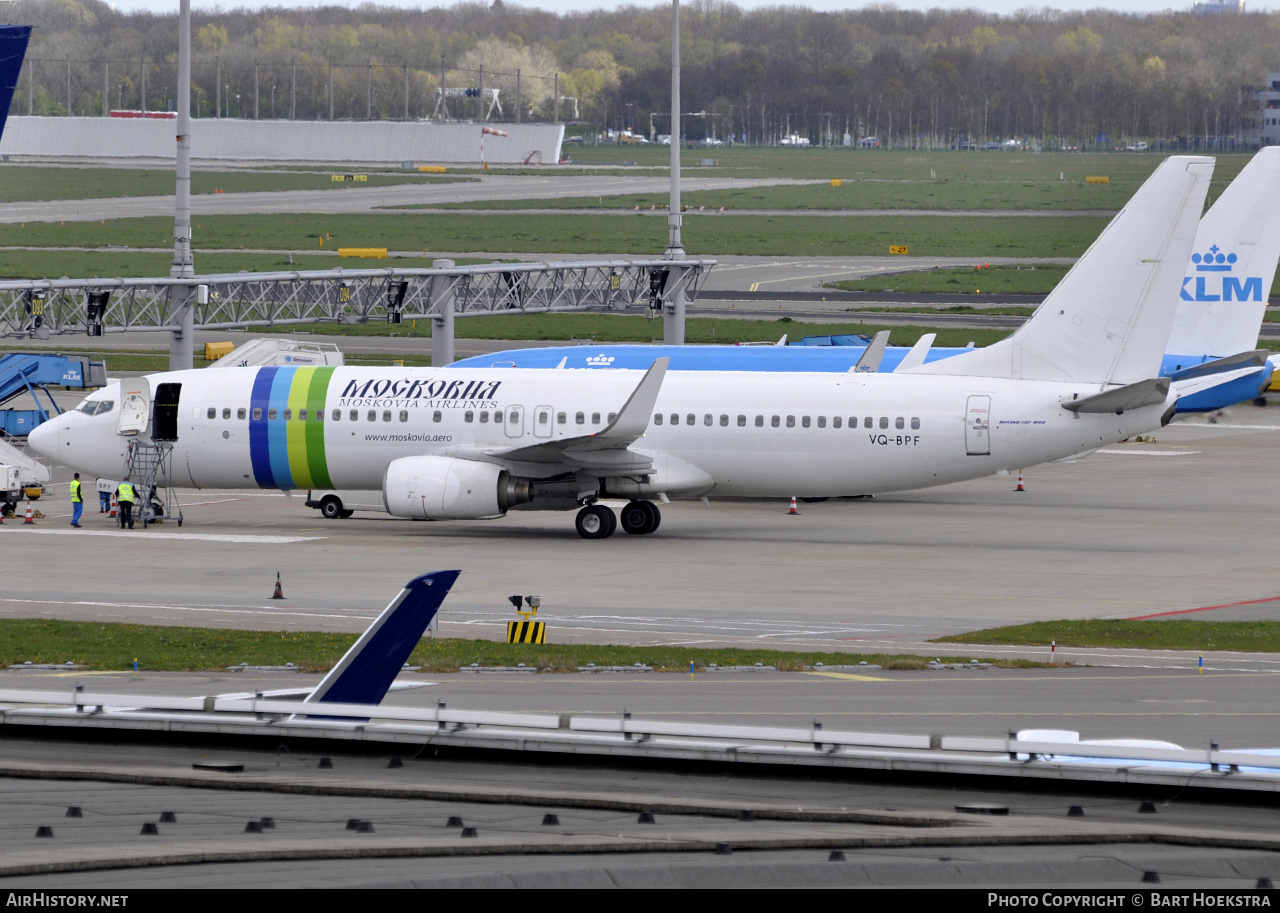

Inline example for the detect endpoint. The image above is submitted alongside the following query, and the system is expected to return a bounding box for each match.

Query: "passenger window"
[237,408,246,420]
[479,411,489,423]
[268,408,277,420]
[755,415,763,427]
[222,408,231,420]
[879,416,888,429]
[817,416,826,428]
[801,416,811,428]
[771,415,780,427]
[864,417,873,429]
[737,415,746,427]
[895,416,904,430]
[400,411,408,422]
[592,413,601,424]
[316,409,323,423]
[654,413,663,425]
[686,414,696,425]
[206,407,216,419]
[509,412,518,424]
[833,416,842,429]
[465,411,474,423]
[608,413,616,423]
[253,408,262,420]
[350,410,359,421]
[367,410,376,422]
[911,417,920,430]
[557,412,566,424]
[539,412,549,425]
[299,409,307,421]
[786,415,795,428]
[433,411,442,422]
[382,411,391,422]
[576,412,585,425]
[671,414,679,425]
[284,409,293,420]
[703,414,712,426]
[331,409,340,421]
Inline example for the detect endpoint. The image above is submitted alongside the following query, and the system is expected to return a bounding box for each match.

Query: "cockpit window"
[76,400,114,416]
[97,401,113,414]
[76,401,96,415]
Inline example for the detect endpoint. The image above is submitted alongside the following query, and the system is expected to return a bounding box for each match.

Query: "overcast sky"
[97,1,1280,17]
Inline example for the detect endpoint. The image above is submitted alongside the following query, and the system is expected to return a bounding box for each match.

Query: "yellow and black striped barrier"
[507,620,545,644]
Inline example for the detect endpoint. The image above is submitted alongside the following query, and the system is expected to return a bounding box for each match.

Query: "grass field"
[0,212,1111,260]
[0,618,1030,673]
[0,165,469,202]
[832,264,1070,295]
[936,619,1280,653]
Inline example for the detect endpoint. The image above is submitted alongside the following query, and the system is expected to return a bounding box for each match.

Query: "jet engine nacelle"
[382,455,531,520]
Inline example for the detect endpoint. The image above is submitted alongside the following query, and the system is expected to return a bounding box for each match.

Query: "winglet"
[895,333,937,372]
[590,357,669,444]
[852,331,890,373]
[304,570,460,706]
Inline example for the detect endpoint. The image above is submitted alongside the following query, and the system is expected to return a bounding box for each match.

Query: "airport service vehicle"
[30,157,1247,539]
[305,488,386,518]
[0,437,50,516]
[452,148,1280,414]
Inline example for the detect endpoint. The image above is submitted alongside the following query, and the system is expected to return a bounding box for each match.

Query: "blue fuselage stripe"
[267,367,296,489]
[248,367,277,487]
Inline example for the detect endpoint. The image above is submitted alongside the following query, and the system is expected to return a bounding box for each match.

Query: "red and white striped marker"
[1014,471,1026,492]
[787,497,799,515]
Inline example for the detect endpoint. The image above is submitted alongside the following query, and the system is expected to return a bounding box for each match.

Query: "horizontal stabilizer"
[1062,378,1170,414]
[1168,349,1269,382]
[852,331,889,373]
[1171,365,1267,399]
[304,570,459,706]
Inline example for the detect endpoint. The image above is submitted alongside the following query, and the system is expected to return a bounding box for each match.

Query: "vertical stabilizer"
[305,570,460,706]
[913,156,1213,384]
[0,27,31,146]
[1166,147,1280,358]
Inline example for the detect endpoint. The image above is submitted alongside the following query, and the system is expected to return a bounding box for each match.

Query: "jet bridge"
[0,258,715,370]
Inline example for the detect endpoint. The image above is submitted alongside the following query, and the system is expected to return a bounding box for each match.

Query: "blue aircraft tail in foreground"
[0,26,32,146]
[303,570,460,706]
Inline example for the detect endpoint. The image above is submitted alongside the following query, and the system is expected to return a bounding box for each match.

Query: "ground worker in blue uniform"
[69,473,82,528]
[115,476,136,530]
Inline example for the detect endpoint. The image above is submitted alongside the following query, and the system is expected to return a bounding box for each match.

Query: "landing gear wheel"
[320,496,344,519]
[575,504,616,539]
[621,500,661,535]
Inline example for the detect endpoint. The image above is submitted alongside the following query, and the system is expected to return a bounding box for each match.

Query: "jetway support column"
[430,259,455,366]
[167,288,194,372]
[663,267,687,345]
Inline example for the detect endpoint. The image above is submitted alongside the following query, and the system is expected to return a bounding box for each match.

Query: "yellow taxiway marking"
[748,281,761,292]
[803,670,890,682]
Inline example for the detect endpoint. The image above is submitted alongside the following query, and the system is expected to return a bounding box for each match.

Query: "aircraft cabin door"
[965,395,991,456]
[152,383,182,442]
[504,405,525,439]
[116,380,151,436]
[533,405,553,439]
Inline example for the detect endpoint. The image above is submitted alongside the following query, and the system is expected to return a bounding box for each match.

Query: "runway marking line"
[1094,449,1199,457]
[0,528,323,544]
[1129,595,1280,620]
[804,671,890,682]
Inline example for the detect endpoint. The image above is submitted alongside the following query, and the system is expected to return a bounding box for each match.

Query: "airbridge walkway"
[0,257,715,369]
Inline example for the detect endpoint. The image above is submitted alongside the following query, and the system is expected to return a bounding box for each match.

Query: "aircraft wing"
[487,358,669,469]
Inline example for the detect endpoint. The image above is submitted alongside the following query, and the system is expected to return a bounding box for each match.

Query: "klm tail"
[1166,146,1280,359]
[912,156,1213,384]
[0,27,32,147]
[303,570,460,706]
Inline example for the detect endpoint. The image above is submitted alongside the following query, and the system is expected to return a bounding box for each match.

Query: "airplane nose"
[26,416,59,460]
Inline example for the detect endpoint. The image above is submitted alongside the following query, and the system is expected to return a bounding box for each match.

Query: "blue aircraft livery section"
[306,571,460,706]
[451,344,1273,413]
[0,27,31,144]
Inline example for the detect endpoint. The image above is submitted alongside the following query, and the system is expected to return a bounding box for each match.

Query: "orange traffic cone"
[23,500,34,524]
[788,497,800,515]
[1014,471,1025,492]
[271,572,285,600]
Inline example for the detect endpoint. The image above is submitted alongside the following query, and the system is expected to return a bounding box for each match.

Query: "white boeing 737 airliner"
[29,156,1249,538]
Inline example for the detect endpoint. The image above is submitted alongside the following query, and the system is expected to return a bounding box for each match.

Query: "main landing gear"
[575,500,661,539]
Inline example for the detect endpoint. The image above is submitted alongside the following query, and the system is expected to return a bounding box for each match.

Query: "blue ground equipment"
[0,353,107,437]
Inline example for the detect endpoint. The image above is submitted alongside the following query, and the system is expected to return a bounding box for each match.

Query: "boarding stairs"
[122,440,182,528]
[208,338,344,369]
[0,352,107,436]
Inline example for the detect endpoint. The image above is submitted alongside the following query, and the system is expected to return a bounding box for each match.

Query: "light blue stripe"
[267,367,296,489]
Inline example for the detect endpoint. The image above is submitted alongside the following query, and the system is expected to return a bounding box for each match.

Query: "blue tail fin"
[0,27,32,146]
[304,570,459,706]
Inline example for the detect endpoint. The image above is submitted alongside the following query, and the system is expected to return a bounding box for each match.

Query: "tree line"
[4,0,1277,147]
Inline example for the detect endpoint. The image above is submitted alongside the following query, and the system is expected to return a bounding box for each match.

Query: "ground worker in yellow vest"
[69,472,83,529]
[115,476,136,530]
